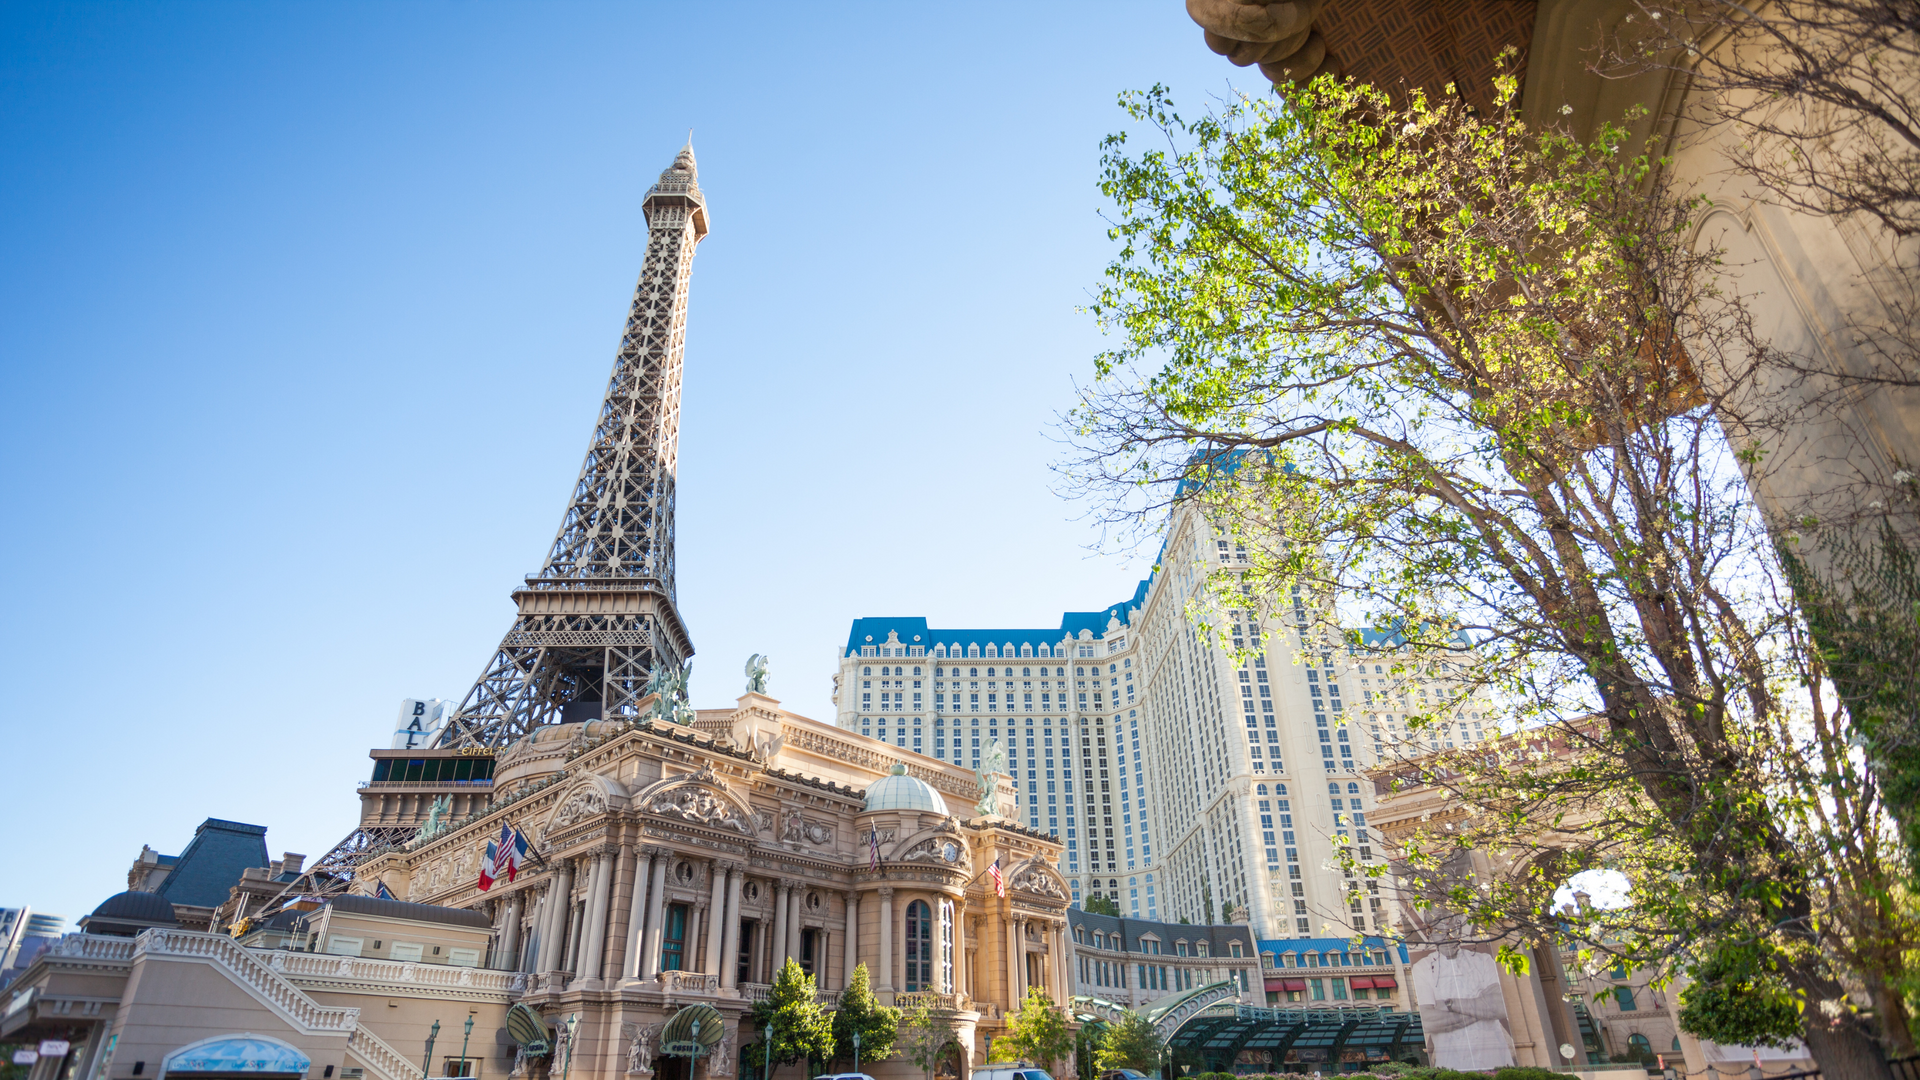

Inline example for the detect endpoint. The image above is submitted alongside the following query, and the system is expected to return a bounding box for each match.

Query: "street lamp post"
[691,1020,703,1080]
[457,1017,474,1079]
[852,1031,862,1075]
[421,1020,441,1080]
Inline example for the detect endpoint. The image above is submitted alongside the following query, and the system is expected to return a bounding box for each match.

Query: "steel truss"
[438,145,709,749]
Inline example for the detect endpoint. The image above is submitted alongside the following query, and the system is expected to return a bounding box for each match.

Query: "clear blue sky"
[0,3,1262,922]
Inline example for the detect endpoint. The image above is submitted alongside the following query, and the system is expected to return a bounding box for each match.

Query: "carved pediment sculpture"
[551,786,609,830]
[650,785,753,835]
[1012,867,1068,899]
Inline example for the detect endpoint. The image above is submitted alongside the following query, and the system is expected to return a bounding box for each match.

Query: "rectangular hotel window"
[662,904,688,971]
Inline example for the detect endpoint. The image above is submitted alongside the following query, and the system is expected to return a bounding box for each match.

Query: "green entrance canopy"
[661,1004,725,1057]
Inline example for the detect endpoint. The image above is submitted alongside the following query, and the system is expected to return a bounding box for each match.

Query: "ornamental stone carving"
[1012,868,1067,899]
[781,809,834,846]
[649,785,752,835]
[551,786,610,830]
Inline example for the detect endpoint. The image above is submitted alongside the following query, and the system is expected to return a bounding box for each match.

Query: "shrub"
[1493,1070,1579,1080]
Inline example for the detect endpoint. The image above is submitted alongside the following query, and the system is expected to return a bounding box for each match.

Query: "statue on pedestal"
[974,738,1006,817]
[744,654,769,694]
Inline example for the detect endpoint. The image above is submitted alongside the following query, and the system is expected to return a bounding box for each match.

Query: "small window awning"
[1280,978,1308,992]
[1348,976,1376,989]
[1371,975,1397,988]
[1263,978,1289,992]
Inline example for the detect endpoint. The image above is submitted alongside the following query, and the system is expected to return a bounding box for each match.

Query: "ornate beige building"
[350,692,1074,1080]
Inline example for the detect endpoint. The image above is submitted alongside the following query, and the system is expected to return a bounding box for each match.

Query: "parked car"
[973,1064,1056,1080]
[813,1074,878,1080]
[1101,1070,1153,1080]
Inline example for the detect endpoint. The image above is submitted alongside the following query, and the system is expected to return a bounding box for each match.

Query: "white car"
[814,1073,879,1080]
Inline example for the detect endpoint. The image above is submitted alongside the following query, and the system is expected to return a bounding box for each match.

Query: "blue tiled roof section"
[1258,935,1409,964]
[845,617,932,654]
[845,590,1154,658]
[1357,626,1474,649]
[155,818,270,909]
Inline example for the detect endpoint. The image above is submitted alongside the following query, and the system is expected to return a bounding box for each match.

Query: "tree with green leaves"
[1073,1024,1106,1080]
[988,988,1075,1076]
[746,958,834,1076]
[1067,69,1917,1075]
[1081,895,1121,917]
[896,1001,960,1080]
[829,962,898,1069]
[1094,1012,1162,1074]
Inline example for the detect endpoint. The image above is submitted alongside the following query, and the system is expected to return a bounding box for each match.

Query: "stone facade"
[350,692,1072,1080]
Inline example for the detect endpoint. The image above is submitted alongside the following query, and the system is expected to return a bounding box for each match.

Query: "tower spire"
[439,146,710,748]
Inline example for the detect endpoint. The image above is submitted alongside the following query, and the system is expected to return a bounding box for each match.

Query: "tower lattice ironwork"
[273,144,710,905]
[438,144,708,748]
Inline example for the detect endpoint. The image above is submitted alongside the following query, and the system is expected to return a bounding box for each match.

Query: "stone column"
[1006,913,1025,1004]
[787,883,804,963]
[640,850,671,979]
[604,843,636,982]
[877,887,895,993]
[770,880,790,975]
[622,848,653,979]
[720,864,743,989]
[496,891,523,971]
[1050,922,1068,1005]
[705,860,729,976]
[842,892,859,985]
[580,850,613,984]
[537,860,575,973]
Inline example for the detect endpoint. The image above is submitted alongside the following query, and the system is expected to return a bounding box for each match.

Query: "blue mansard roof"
[154,818,271,909]
[845,585,1152,658]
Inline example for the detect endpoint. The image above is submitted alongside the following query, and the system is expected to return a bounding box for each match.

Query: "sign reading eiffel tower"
[439,144,707,748]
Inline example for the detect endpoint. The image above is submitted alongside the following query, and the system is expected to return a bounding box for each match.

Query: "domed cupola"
[863,763,948,815]
[81,890,180,936]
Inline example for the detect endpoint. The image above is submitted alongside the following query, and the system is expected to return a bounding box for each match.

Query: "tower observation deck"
[438,144,708,749]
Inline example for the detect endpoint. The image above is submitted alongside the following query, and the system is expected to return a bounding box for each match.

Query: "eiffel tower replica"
[286,145,709,897]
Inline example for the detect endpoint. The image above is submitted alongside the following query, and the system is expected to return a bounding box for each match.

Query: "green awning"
[660,1004,725,1056]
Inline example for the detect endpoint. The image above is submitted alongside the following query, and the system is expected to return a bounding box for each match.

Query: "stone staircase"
[132,930,422,1080]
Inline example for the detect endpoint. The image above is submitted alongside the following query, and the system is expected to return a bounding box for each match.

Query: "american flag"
[869,829,880,871]
[989,857,1005,897]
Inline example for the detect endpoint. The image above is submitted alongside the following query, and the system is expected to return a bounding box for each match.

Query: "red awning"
[1371,975,1397,988]
[1281,978,1308,992]
[1264,978,1288,992]
[1348,976,1376,989]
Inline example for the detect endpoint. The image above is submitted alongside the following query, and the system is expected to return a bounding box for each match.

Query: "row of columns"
[501,846,842,986]
[492,845,1071,1007]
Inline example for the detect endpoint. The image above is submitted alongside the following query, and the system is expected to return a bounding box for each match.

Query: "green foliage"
[896,1001,960,1080]
[1082,895,1122,917]
[747,958,834,1072]
[829,963,899,1067]
[1072,67,1917,1065]
[1074,1025,1104,1080]
[1492,1069,1580,1080]
[1094,1012,1163,1073]
[1677,941,1806,1048]
[989,988,1075,1075]
[1779,510,1920,876]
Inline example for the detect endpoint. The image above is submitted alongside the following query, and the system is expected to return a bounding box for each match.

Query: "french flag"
[478,841,498,892]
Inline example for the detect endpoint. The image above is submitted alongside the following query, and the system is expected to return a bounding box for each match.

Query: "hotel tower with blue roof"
[833,503,1497,943]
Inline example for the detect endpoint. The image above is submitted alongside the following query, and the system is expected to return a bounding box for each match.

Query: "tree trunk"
[1800,1018,1893,1080]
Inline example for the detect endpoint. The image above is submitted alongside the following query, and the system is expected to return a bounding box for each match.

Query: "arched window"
[1628,1034,1653,1060]
[905,900,933,991]
[1328,782,1341,794]
[1347,782,1360,793]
